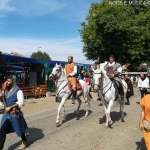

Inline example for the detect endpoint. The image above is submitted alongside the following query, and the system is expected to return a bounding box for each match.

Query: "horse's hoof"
[75,110,79,115]
[62,119,66,123]
[109,120,113,125]
[120,119,125,122]
[84,114,88,118]
[56,122,60,127]
[105,125,109,128]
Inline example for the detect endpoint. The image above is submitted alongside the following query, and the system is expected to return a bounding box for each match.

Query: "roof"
[2,54,91,68]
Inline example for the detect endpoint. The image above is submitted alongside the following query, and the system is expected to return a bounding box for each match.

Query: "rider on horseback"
[65,56,77,104]
[104,55,124,101]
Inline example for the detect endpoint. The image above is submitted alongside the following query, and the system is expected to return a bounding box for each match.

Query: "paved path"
[0,88,147,150]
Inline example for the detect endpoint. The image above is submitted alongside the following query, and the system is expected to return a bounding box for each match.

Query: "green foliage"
[137,64,147,72]
[79,0,150,67]
[30,51,51,60]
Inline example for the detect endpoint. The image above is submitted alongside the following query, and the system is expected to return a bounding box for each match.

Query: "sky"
[0,0,100,64]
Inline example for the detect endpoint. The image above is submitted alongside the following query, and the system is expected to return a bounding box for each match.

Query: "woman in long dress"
[121,75,134,105]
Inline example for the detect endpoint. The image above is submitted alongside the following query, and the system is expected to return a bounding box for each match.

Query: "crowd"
[120,73,150,149]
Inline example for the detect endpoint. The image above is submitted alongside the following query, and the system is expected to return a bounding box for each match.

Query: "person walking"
[138,74,149,99]
[139,94,150,150]
[0,75,28,150]
[85,73,93,100]
[121,75,134,105]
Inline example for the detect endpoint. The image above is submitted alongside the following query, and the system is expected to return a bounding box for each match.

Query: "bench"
[20,86,34,99]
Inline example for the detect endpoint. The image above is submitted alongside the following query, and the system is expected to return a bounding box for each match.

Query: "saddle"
[68,82,82,91]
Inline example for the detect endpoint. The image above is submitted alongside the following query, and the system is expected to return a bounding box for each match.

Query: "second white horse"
[93,62,127,127]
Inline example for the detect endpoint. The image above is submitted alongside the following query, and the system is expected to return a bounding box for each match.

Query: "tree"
[137,64,147,72]
[79,0,150,68]
[30,51,51,60]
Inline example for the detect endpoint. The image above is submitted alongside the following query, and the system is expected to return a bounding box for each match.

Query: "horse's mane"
[100,61,108,71]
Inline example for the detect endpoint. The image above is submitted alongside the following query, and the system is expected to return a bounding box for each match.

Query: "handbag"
[143,119,150,131]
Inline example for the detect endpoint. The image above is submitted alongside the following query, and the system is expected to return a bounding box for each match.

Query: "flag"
[0,52,5,68]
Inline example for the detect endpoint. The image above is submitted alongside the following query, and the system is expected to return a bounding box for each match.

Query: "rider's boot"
[119,84,125,102]
[72,90,76,104]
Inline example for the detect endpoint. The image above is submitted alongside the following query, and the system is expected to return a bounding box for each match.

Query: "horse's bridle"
[93,72,102,88]
[50,68,62,81]
[93,71,113,96]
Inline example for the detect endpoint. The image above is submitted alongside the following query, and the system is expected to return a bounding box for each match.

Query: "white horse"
[92,62,127,127]
[49,64,91,127]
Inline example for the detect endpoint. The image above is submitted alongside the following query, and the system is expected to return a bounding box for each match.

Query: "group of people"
[0,55,150,150]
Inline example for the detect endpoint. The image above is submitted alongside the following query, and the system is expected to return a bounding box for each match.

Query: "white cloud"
[10,0,66,16]
[0,36,93,64]
[0,0,17,12]
[1,0,95,21]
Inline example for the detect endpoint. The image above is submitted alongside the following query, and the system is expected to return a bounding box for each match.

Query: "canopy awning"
[2,54,44,64]
[2,54,91,68]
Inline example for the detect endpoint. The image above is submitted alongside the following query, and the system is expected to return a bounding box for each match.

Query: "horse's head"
[49,63,63,81]
[92,61,108,91]
[92,67,102,91]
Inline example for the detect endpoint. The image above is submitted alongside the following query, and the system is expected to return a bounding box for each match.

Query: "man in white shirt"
[104,55,124,101]
[138,73,149,99]
[0,75,28,150]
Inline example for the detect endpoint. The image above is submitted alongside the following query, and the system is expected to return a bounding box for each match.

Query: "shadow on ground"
[136,138,147,150]
[66,109,92,121]
[8,127,44,150]
[30,102,38,104]
[99,111,127,125]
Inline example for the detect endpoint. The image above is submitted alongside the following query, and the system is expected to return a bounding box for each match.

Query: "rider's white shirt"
[108,62,122,73]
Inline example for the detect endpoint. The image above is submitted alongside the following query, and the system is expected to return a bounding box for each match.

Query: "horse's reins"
[56,81,68,99]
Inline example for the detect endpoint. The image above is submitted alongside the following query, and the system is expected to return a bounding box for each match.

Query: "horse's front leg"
[103,103,109,127]
[76,97,82,115]
[62,105,66,123]
[107,99,114,126]
[56,97,67,127]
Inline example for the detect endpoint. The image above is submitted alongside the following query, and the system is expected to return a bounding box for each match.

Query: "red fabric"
[86,78,91,85]
[68,82,82,91]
